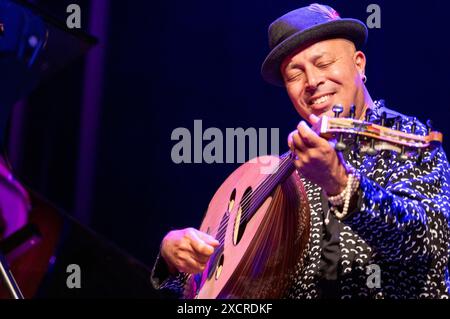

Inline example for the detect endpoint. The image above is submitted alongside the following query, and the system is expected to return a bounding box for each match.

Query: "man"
[151,4,450,298]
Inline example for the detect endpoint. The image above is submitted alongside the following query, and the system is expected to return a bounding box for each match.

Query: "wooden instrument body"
[0,158,153,298]
[0,161,29,239]
[185,155,310,299]
[0,158,63,298]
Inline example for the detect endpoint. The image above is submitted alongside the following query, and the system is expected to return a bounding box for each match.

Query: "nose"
[304,67,324,93]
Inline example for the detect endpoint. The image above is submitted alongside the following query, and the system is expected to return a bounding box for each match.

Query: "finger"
[180,256,207,274]
[294,149,306,166]
[328,139,336,149]
[197,231,220,247]
[309,114,322,132]
[188,257,207,274]
[309,113,320,125]
[297,121,320,148]
[292,131,306,151]
[191,252,211,265]
[287,130,296,151]
[183,244,211,269]
[189,231,215,256]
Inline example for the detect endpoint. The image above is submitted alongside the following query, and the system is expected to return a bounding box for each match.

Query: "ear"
[354,51,366,76]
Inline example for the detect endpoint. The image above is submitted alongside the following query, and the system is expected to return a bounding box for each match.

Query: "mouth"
[307,93,336,111]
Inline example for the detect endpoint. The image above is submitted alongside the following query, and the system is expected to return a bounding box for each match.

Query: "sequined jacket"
[151,101,450,299]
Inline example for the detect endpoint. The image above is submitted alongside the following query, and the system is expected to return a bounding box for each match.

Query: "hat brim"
[261,19,368,87]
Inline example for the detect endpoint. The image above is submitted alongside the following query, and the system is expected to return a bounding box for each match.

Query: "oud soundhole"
[228,189,236,212]
[204,189,237,282]
[205,189,234,281]
[215,253,224,280]
[233,187,252,246]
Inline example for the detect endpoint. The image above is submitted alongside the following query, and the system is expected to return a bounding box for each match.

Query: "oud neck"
[254,153,296,202]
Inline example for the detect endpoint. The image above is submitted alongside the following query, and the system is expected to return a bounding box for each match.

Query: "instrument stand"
[0,251,24,299]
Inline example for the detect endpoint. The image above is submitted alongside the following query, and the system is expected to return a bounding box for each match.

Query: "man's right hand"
[160,228,220,275]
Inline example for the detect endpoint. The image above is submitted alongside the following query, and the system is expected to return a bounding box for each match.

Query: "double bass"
[0,0,157,298]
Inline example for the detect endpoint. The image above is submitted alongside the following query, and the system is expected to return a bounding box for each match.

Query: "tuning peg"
[335,136,347,152]
[394,118,401,131]
[366,139,378,156]
[349,105,356,119]
[392,117,409,161]
[398,146,409,162]
[331,105,346,151]
[332,105,344,118]
[414,119,433,165]
[364,108,372,122]
[352,143,361,161]
[353,135,360,152]
[380,112,387,127]
[360,109,376,155]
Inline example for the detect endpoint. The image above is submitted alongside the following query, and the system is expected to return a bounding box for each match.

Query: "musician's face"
[281,38,367,122]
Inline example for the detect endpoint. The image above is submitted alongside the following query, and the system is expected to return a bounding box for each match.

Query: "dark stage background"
[3,0,450,296]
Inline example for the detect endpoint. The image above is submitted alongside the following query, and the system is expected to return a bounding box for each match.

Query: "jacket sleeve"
[342,143,450,265]
[150,252,189,298]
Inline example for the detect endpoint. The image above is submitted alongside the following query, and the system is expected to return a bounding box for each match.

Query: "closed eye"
[286,71,304,82]
[316,61,333,68]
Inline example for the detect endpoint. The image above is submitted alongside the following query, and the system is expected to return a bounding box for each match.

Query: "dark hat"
[261,3,368,87]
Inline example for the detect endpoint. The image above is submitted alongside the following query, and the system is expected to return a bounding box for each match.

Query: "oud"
[184,105,442,299]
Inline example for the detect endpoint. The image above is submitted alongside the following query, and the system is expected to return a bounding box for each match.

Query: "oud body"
[185,155,310,299]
